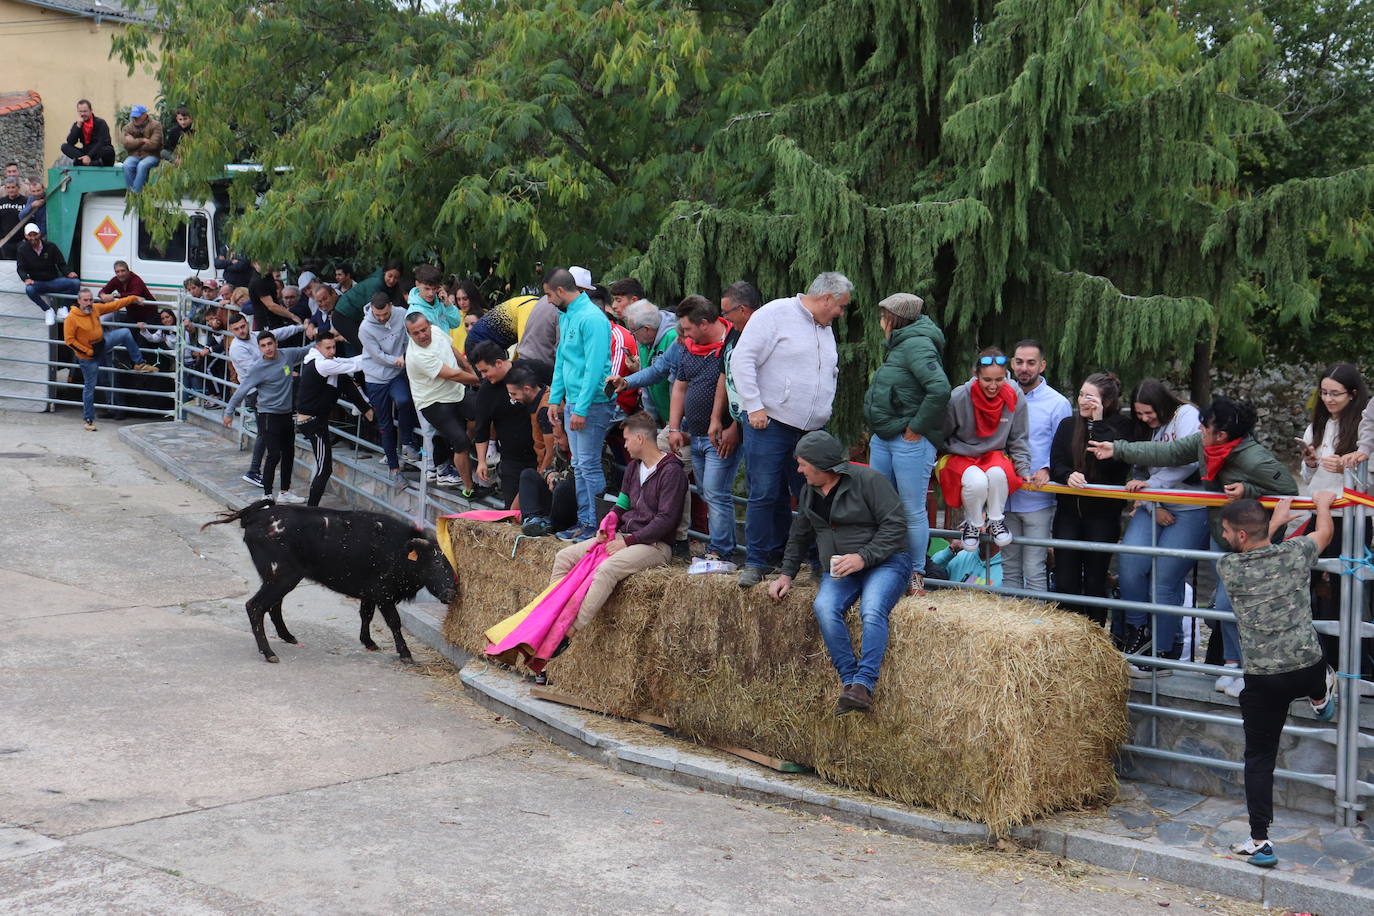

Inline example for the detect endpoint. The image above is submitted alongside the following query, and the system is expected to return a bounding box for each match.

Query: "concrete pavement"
[1,410,1257,914]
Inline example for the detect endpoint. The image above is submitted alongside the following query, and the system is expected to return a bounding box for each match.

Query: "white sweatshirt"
[727,295,838,431]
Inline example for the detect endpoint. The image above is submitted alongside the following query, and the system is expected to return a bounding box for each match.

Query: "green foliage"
[114,0,743,293]
[637,0,1374,440]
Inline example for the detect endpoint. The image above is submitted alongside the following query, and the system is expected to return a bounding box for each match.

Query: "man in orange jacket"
[63,288,158,430]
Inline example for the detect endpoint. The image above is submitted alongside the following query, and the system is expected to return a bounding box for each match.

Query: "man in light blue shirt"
[1003,340,1071,591]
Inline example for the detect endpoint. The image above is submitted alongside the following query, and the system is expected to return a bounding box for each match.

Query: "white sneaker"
[1225,676,1245,698]
[959,520,981,550]
[1214,663,1240,693]
[56,306,70,321]
[45,309,56,327]
[986,517,1013,547]
[435,472,463,488]
[276,491,305,504]
[401,445,423,465]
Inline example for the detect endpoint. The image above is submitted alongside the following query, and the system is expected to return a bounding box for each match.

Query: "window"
[137,219,188,263]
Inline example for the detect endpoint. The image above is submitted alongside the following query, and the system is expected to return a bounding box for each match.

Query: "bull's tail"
[200,498,277,532]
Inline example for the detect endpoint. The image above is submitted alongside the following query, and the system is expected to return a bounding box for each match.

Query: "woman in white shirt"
[1300,363,1370,669]
[1116,379,1207,672]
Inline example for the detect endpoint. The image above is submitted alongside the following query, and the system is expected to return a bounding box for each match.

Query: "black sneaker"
[1123,623,1153,658]
[521,516,551,537]
[242,471,263,487]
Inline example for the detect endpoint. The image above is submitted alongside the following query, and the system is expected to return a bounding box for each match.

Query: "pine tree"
[634,0,1374,439]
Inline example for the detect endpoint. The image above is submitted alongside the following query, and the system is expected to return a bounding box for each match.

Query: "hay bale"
[443,519,1127,832]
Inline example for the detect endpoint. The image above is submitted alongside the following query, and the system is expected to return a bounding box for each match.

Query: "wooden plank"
[527,685,809,773]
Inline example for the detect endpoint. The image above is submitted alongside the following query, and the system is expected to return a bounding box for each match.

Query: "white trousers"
[961,466,1009,526]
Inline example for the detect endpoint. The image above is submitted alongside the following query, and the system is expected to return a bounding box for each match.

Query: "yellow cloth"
[484,582,557,646]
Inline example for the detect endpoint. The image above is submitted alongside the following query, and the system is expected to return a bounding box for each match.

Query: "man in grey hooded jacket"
[359,292,421,478]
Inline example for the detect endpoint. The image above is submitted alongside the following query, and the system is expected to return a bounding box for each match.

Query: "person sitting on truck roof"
[100,261,158,323]
[162,108,193,163]
[61,100,116,168]
[15,224,81,327]
[121,105,163,193]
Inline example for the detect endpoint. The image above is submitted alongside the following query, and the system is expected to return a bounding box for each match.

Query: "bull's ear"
[406,537,430,562]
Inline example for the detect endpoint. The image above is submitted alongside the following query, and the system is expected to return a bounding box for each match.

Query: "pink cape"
[484,514,618,673]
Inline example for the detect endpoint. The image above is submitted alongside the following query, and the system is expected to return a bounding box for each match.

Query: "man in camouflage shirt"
[1216,490,1339,869]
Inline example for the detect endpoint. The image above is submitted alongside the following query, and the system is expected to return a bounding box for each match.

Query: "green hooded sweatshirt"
[862,317,951,447]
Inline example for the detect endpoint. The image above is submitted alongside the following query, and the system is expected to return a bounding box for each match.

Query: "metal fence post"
[1335,463,1369,826]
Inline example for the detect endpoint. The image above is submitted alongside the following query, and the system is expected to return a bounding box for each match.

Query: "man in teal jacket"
[545,267,615,541]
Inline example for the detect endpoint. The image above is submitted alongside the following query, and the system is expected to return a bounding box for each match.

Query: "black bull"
[203,500,459,663]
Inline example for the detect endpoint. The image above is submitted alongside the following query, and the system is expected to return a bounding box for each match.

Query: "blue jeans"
[742,419,806,569]
[123,154,159,191]
[868,433,936,574]
[1210,538,1243,665]
[78,328,144,421]
[1119,506,1210,655]
[564,400,616,528]
[366,376,420,470]
[813,551,912,690]
[691,434,743,556]
[25,277,81,312]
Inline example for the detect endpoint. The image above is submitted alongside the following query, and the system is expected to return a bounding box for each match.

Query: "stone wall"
[1208,358,1326,466]
[0,91,44,179]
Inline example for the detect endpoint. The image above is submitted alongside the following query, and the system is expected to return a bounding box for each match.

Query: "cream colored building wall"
[0,0,162,169]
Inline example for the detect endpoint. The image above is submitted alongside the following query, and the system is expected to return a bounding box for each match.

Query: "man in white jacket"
[729,272,847,587]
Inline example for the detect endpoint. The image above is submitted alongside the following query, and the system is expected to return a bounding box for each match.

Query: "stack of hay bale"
[442,518,1128,833]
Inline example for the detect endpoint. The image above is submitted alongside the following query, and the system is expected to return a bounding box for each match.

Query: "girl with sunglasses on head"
[1049,371,1135,627]
[1299,363,1372,672]
[939,347,1033,551]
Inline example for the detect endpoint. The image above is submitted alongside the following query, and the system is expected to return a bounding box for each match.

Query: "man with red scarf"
[61,100,115,167]
[1090,397,1297,695]
[666,294,738,564]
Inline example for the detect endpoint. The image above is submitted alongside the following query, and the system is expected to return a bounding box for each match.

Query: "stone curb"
[119,425,1374,916]
[441,647,1374,916]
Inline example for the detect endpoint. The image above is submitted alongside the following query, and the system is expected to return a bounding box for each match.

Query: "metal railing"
[4,286,1369,823]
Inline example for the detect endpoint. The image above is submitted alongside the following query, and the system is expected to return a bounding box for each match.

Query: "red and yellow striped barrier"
[1021,482,1374,511]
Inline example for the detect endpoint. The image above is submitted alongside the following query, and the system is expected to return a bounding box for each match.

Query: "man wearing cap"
[62,100,117,167]
[121,105,163,192]
[767,430,910,715]
[0,177,28,259]
[15,225,81,326]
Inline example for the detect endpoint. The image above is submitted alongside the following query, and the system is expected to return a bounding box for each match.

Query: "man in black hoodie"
[61,100,116,166]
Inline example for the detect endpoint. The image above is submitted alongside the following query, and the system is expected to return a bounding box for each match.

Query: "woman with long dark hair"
[1048,371,1134,625]
[1300,362,1372,670]
[1117,379,1208,671]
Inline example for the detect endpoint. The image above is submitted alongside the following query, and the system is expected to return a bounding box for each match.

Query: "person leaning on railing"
[1048,371,1134,628]
[1088,397,1298,698]
[1298,362,1372,673]
[1117,379,1208,672]
[63,290,158,431]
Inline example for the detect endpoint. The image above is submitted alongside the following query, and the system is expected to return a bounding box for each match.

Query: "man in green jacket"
[768,431,910,715]
[1088,397,1297,694]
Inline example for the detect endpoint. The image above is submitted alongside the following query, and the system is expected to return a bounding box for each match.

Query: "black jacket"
[166,122,193,152]
[15,240,72,283]
[62,117,116,166]
[1050,413,1135,518]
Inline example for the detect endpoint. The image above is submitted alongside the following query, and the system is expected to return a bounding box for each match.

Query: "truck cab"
[44,165,231,299]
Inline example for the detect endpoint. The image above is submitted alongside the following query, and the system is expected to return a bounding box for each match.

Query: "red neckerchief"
[1201,437,1242,481]
[81,116,93,145]
[970,381,1017,438]
[681,319,732,357]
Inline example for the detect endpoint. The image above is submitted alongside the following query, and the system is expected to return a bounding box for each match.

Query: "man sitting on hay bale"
[768,431,910,715]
